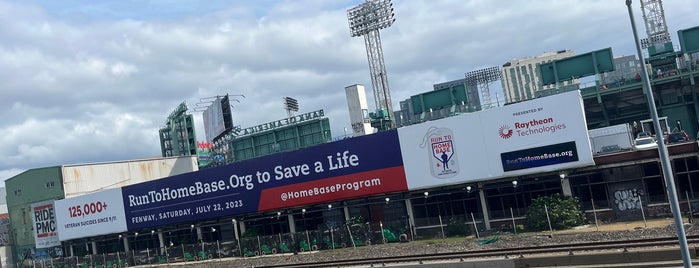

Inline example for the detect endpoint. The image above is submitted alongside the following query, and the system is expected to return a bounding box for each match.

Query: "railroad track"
[255,235,699,268]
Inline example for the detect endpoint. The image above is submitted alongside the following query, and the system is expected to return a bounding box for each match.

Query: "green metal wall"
[5,166,64,260]
[581,67,699,139]
[231,118,331,162]
[410,85,470,115]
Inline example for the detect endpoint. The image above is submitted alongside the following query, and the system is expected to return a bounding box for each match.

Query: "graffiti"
[613,188,644,211]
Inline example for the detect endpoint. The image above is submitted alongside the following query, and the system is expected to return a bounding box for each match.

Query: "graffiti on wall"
[613,188,644,211]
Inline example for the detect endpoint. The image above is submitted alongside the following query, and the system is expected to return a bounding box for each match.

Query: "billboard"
[51,90,593,236]
[30,200,60,248]
[203,95,234,142]
[54,188,128,241]
[203,96,226,142]
[398,90,594,190]
[121,130,406,230]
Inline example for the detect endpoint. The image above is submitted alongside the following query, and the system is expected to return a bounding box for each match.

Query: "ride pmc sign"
[31,200,60,248]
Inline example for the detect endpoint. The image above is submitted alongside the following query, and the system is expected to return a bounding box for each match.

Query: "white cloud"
[0,0,697,183]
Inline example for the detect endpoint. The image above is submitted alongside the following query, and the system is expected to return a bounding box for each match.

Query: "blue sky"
[1,0,697,187]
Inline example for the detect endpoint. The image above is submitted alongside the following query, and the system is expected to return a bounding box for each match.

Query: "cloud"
[1,0,697,187]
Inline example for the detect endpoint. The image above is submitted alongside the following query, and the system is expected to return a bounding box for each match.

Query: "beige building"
[501,50,578,104]
[344,84,373,136]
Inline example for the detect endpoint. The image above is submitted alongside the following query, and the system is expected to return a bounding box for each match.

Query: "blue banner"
[500,141,579,172]
[122,130,405,230]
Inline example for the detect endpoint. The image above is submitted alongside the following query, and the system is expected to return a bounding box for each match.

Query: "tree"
[525,194,586,231]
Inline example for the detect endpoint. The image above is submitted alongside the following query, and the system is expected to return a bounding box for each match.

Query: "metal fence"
[25,219,419,267]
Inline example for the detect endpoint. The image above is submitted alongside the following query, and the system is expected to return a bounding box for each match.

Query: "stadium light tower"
[283,97,299,118]
[348,0,396,130]
[639,0,671,48]
[465,67,501,110]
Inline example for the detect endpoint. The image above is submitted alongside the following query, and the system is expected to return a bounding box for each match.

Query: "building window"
[674,156,699,199]
[412,193,450,226]
[571,172,609,210]
[294,209,325,232]
[485,185,516,219]
[642,162,666,203]
[485,178,561,219]
[46,181,55,189]
[411,190,480,227]
[13,189,21,196]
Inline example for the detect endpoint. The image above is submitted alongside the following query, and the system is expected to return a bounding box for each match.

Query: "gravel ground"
[182,220,699,268]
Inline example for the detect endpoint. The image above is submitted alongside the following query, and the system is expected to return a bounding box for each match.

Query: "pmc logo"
[498,125,513,139]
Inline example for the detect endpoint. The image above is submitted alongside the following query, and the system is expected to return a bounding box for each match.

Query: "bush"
[525,194,586,231]
[446,216,471,237]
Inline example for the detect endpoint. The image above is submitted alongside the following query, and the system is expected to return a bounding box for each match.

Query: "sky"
[1,0,697,187]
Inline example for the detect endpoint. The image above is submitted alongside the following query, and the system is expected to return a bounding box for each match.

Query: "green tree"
[525,194,586,231]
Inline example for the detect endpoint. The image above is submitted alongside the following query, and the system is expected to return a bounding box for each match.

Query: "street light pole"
[625,1,692,267]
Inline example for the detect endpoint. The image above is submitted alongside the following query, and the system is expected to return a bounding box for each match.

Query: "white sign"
[30,200,60,248]
[398,90,594,190]
[55,188,128,241]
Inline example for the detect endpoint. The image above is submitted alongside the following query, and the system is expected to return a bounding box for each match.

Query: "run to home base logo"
[420,127,460,179]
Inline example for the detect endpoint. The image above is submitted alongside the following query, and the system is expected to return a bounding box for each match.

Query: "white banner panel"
[55,188,128,241]
[399,90,594,190]
[31,200,60,248]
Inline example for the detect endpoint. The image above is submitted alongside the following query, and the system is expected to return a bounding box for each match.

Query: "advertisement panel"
[203,96,225,142]
[197,141,214,167]
[30,200,60,248]
[54,188,128,241]
[122,130,406,230]
[399,90,594,190]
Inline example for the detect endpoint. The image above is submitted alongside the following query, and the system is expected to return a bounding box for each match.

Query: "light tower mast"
[347,0,396,131]
[465,67,501,110]
[639,0,671,48]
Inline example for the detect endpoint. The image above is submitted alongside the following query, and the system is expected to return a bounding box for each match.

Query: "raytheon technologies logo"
[499,117,566,139]
[498,125,513,139]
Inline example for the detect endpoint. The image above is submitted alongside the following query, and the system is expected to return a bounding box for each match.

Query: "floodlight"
[465,66,502,108]
[347,0,397,130]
